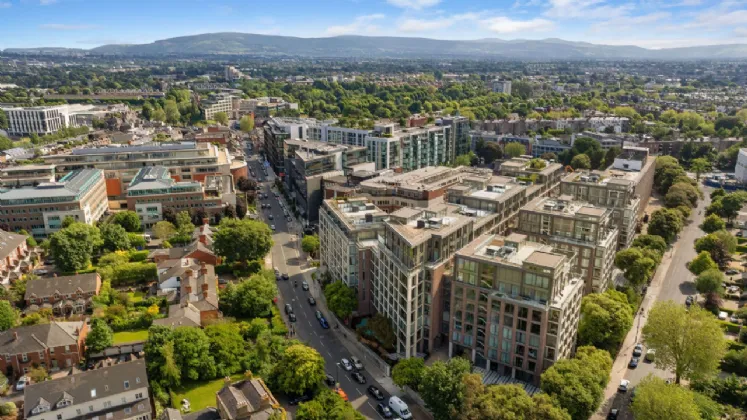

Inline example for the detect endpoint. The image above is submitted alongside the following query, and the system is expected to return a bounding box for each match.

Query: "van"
[143,233,152,243]
[388,396,412,419]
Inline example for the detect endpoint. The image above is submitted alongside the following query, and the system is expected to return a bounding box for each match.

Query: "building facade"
[492,80,512,95]
[0,105,78,136]
[24,273,101,315]
[0,321,89,378]
[201,94,235,121]
[0,169,109,239]
[449,233,583,385]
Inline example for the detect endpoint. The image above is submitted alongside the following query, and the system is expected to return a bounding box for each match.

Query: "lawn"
[127,291,146,303]
[173,374,243,411]
[112,329,149,344]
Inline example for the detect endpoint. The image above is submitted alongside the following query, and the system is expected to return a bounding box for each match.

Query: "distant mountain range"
[4,32,747,60]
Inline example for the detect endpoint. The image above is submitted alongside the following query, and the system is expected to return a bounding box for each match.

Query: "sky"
[0,0,746,50]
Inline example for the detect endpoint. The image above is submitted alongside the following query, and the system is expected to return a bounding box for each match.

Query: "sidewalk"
[593,237,684,419]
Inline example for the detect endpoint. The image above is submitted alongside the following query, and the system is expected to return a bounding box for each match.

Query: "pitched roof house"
[24,273,101,315]
[216,376,281,420]
[0,321,88,378]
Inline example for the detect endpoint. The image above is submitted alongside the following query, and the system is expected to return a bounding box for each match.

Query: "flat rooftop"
[524,196,610,219]
[387,204,475,246]
[458,234,563,269]
[562,154,654,186]
[361,166,493,192]
[70,142,200,155]
[0,169,101,201]
[324,198,388,229]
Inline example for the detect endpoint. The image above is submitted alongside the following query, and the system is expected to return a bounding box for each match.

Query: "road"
[598,184,713,420]
[245,148,390,420]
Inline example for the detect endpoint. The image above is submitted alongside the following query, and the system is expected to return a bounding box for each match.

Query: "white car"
[33,269,48,275]
[350,356,364,370]
[618,379,630,392]
[15,376,29,391]
[270,225,276,231]
[340,358,353,371]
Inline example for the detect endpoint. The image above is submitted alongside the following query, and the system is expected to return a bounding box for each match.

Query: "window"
[76,409,82,415]
[138,404,145,412]
[89,406,94,412]
[103,401,112,408]
[124,380,130,389]
[124,408,132,415]
[91,389,97,398]
[135,393,144,400]
[136,377,141,384]
[57,415,62,420]
[21,353,28,362]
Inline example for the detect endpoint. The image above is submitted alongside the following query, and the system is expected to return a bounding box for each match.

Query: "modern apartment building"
[201,93,235,121]
[441,116,470,160]
[242,97,298,118]
[0,169,109,239]
[498,157,565,196]
[559,147,655,250]
[283,139,367,223]
[0,105,79,136]
[126,166,235,228]
[492,80,512,95]
[449,233,583,385]
[0,165,56,188]
[515,196,618,294]
[43,142,234,208]
[319,197,388,315]
[736,148,747,184]
[23,359,152,420]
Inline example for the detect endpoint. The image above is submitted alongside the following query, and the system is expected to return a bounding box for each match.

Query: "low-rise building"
[0,230,32,285]
[201,93,235,121]
[216,376,282,420]
[0,164,56,188]
[154,260,220,327]
[23,359,152,420]
[0,169,109,239]
[0,321,88,378]
[24,273,101,315]
[515,196,618,294]
[449,233,583,385]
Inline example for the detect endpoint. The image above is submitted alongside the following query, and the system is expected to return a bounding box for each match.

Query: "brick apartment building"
[0,230,32,285]
[24,273,101,315]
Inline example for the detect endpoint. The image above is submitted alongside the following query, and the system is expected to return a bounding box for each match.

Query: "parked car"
[289,313,297,322]
[284,304,293,314]
[618,379,630,392]
[15,376,29,391]
[340,358,353,371]
[645,349,656,362]
[351,356,364,370]
[289,394,312,405]
[302,281,309,291]
[308,297,316,306]
[268,214,274,220]
[33,269,48,275]
[726,269,739,275]
[628,357,639,369]
[685,295,694,307]
[351,371,366,384]
[368,386,384,400]
[377,403,393,418]
[319,317,329,329]
[315,310,323,320]
[336,388,349,402]
[325,374,336,386]
[271,225,276,231]
[633,343,643,357]
[281,273,290,280]
[607,408,619,419]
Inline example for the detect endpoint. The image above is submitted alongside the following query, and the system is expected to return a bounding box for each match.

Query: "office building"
[0,164,56,188]
[242,97,298,118]
[126,166,235,228]
[44,142,234,209]
[319,198,388,315]
[283,139,367,222]
[201,93,235,121]
[0,169,108,239]
[559,147,655,249]
[23,359,152,420]
[449,233,583,385]
[0,104,127,136]
[492,80,512,95]
[515,196,618,294]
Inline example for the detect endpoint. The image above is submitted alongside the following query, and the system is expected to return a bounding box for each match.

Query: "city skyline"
[0,0,745,50]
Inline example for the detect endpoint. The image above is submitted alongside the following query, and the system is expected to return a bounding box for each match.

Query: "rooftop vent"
[416,220,426,229]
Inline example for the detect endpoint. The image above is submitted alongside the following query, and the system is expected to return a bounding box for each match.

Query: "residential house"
[24,273,101,315]
[0,230,32,285]
[0,321,88,379]
[216,376,282,420]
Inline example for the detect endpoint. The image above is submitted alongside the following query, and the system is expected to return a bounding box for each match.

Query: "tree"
[243,318,269,340]
[419,357,471,420]
[301,234,320,258]
[604,147,620,168]
[700,214,726,233]
[461,380,571,420]
[570,154,591,170]
[100,223,131,252]
[239,114,255,132]
[27,366,48,384]
[50,223,102,272]
[647,208,683,243]
[153,221,176,240]
[112,211,141,232]
[214,111,229,125]
[368,312,396,351]
[695,230,735,268]
[85,318,113,354]
[710,188,726,200]
[272,344,326,396]
[0,135,12,152]
[614,248,656,287]
[642,301,727,384]
[392,357,425,391]
[175,210,195,237]
[695,269,725,308]
[631,375,701,420]
[171,327,217,381]
[213,218,273,263]
[504,142,526,158]
[454,153,475,167]
[164,100,181,124]
[0,401,18,418]
[296,388,364,420]
[690,158,711,180]
[578,290,634,353]
[160,340,182,388]
[0,109,7,130]
[151,108,166,122]
[204,323,248,377]
[162,207,178,225]
[223,204,237,219]
[62,215,76,229]
[475,141,502,164]
[220,271,278,318]
[0,301,17,331]
[665,182,699,208]
[540,346,612,420]
[528,158,547,170]
[324,281,358,320]
[632,235,667,255]
[236,177,258,192]
[191,209,209,226]
[688,251,719,276]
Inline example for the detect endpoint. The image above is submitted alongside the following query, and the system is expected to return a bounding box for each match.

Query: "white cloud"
[386,0,440,10]
[589,11,671,33]
[39,23,101,30]
[735,27,747,37]
[325,14,385,36]
[397,12,482,32]
[39,0,58,4]
[483,16,555,34]
[544,0,633,19]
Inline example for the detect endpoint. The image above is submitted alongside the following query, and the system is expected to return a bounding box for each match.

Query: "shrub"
[128,250,150,262]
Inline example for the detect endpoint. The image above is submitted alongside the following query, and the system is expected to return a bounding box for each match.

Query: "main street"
[244,149,390,420]
[598,183,713,419]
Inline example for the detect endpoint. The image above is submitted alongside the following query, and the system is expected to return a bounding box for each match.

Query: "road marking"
[327,351,333,358]
[307,320,312,327]
[355,388,363,396]
[367,402,386,420]
[319,339,323,345]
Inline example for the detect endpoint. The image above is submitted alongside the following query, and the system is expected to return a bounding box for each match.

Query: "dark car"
[308,297,316,306]
[315,310,323,320]
[367,386,384,400]
[351,372,366,384]
[282,273,290,280]
[377,403,393,418]
[284,304,293,314]
[628,357,639,368]
[289,394,312,405]
[325,374,336,386]
[319,317,329,329]
[268,214,274,220]
[633,343,643,357]
[685,295,694,307]
[607,408,619,419]
[289,313,297,322]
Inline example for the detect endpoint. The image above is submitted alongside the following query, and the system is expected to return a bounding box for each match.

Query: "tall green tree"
[631,376,702,420]
[153,221,176,240]
[614,248,656,287]
[100,223,131,252]
[392,357,425,391]
[239,114,255,132]
[324,281,358,320]
[642,301,727,384]
[50,223,102,272]
[214,111,229,125]
[632,235,667,255]
[175,210,195,237]
[578,290,634,353]
[272,344,326,396]
[296,388,364,420]
[695,230,736,268]
[461,379,571,420]
[301,234,320,258]
[213,218,274,263]
[219,271,278,319]
[419,357,471,420]
[171,326,217,381]
[647,208,684,243]
[700,214,726,233]
[687,251,719,276]
[504,142,526,158]
[112,211,141,232]
[204,323,248,377]
[85,318,113,354]
[0,301,17,331]
[695,269,725,308]
[690,158,711,180]
[570,154,591,170]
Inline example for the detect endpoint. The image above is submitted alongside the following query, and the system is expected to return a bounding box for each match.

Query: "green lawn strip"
[112,329,149,344]
[173,374,243,411]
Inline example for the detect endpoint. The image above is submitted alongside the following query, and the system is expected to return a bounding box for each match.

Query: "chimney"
[223,376,232,387]
[202,290,208,299]
[13,332,18,341]
[201,282,208,292]
[200,262,208,275]
[74,327,80,336]
[185,285,192,294]
[202,217,209,226]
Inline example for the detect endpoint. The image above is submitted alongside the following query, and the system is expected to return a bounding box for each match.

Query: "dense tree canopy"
[578,290,634,353]
[220,271,278,319]
[111,211,141,233]
[419,357,472,420]
[647,208,684,243]
[323,281,358,320]
[213,218,274,263]
[85,318,113,354]
[50,222,102,272]
[100,223,131,252]
[272,344,326,396]
[631,376,702,420]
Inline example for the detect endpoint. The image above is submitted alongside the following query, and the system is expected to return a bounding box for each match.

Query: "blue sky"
[0,0,746,49]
